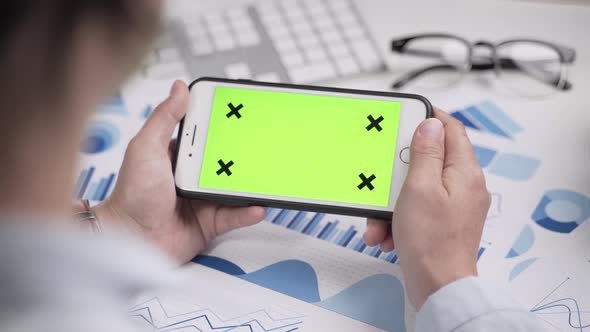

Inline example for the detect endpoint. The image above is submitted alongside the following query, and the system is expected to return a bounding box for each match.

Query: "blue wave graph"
[73,167,116,201]
[130,297,302,332]
[193,256,406,332]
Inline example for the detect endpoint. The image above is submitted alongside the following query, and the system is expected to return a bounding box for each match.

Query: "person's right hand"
[363,109,491,310]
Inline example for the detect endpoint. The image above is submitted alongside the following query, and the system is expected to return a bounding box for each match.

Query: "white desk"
[162,0,590,329]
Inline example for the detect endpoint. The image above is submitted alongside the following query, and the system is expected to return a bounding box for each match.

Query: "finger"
[380,231,395,252]
[137,80,189,147]
[363,218,390,246]
[214,205,267,235]
[433,109,479,173]
[407,117,445,184]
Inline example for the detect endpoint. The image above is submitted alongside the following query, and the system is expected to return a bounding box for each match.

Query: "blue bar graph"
[74,167,117,201]
[265,208,400,265]
[450,100,522,140]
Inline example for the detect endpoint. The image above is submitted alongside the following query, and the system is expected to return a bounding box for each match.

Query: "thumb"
[214,206,267,235]
[137,80,189,147]
[407,118,445,182]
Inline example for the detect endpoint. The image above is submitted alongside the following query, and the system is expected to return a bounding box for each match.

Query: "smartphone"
[174,77,432,219]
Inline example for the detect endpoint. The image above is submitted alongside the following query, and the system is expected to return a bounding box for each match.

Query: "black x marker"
[357,173,376,191]
[227,103,244,119]
[216,159,234,176]
[366,115,384,132]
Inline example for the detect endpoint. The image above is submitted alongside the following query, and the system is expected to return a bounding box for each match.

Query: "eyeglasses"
[390,33,576,97]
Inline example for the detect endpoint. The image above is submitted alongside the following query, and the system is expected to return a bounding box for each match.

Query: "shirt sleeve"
[415,276,549,332]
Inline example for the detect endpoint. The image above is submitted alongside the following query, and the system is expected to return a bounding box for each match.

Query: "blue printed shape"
[532,190,590,233]
[141,105,154,119]
[472,145,497,168]
[477,247,486,260]
[479,100,523,136]
[81,121,120,154]
[489,153,540,181]
[451,111,480,130]
[98,93,126,115]
[465,106,512,139]
[192,255,245,276]
[238,260,321,303]
[506,225,535,258]
[509,258,538,281]
[317,274,406,332]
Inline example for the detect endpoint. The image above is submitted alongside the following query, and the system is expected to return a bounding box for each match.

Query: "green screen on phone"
[198,87,402,207]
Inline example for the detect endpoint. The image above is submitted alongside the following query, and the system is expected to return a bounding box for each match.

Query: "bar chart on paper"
[73,167,117,201]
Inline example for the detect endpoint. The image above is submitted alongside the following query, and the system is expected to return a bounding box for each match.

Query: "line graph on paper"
[129,296,304,332]
[532,277,590,331]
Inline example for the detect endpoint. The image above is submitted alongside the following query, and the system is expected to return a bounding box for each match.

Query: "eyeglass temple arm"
[391,64,456,89]
[392,59,572,90]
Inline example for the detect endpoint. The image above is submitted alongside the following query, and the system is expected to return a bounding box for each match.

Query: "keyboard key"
[307,3,330,17]
[337,12,359,26]
[320,29,344,44]
[203,12,224,27]
[343,25,365,40]
[256,72,281,83]
[189,32,214,55]
[275,38,298,53]
[227,8,251,23]
[267,25,291,40]
[230,14,255,31]
[305,48,328,62]
[236,30,261,47]
[225,62,252,79]
[292,22,314,36]
[285,9,306,23]
[210,29,236,51]
[350,40,382,71]
[158,48,181,62]
[299,35,321,49]
[207,21,231,34]
[145,62,187,79]
[327,43,351,57]
[281,52,305,67]
[334,56,361,75]
[260,11,283,27]
[313,15,336,30]
[288,62,337,83]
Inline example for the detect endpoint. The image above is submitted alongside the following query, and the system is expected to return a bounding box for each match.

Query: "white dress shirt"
[0,218,547,331]
[416,276,549,331]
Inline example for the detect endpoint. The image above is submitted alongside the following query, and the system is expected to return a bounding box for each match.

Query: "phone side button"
[399,147,410,164]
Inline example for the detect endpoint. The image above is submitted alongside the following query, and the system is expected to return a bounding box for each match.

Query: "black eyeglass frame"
[390,33,577,91]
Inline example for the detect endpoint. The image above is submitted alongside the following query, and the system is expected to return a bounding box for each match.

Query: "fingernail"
[418,118,443,140]
[169,80,181,96]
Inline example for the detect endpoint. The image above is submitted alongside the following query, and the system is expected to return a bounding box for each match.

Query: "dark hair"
[0,1,141,61]
[0,1,158,116]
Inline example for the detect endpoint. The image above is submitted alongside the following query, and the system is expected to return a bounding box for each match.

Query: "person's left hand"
[94,80,266,264]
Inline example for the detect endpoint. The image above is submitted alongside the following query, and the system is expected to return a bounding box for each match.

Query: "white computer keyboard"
[142,0,385,84]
